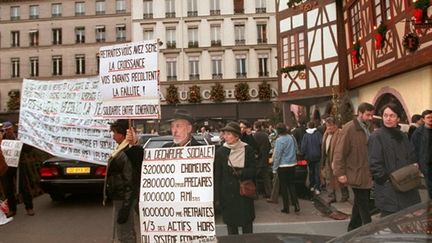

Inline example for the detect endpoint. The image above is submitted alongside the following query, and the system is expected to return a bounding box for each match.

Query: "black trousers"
[348,188,371,231]
[278,166,299,211]
[227,222,253,235]
[1,167,34,212]
[256,166,272,197]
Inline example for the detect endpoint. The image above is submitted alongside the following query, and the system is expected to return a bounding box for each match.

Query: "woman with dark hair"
[368,103,421,217]
[214,122,256,235]
[272,123,299,213]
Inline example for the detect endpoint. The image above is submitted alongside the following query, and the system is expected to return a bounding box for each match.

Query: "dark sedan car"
[39,157,106,201]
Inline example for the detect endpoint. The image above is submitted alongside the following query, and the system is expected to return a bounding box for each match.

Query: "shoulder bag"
[389,163,421,192]
[228,159,256,198]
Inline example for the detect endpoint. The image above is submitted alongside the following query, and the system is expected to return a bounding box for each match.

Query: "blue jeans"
[308,160,320,190]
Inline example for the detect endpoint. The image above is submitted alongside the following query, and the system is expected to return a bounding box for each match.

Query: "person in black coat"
[214,122,256,235]
[368,103,421,217]
[104,119,142,243]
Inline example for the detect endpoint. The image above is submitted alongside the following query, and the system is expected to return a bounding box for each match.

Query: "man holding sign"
[103,119,143,243]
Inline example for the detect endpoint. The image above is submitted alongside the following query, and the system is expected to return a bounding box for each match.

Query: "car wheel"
[49,192,66,201]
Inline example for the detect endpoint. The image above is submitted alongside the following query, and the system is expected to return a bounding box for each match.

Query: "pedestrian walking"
[333,102,375,231]
[272,123,299,213]
[320,117,349,203]
[301,121,322,195]
[411,109,432,198]
[253,121,272,198]
[214,122,256,235]
[369,103,421,217]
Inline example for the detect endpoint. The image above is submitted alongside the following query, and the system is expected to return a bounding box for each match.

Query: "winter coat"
[320,128,341,188]
[163,136,203,147]
[214,145,256,226]
[272,134,297,173]
[411,125,432,175]
[368,126,421,213]
[333,119,373,189]
[253,130,271,168]
[105,146,137,211]
[301,128,322,162]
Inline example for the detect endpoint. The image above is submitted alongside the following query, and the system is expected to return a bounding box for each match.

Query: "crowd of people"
[1,103,431,241]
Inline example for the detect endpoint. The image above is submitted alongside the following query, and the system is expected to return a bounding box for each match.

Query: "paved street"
[0,193,348,243]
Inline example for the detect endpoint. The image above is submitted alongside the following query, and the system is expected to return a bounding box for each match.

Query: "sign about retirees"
[139,145,216,243]
[99,40,160,119]
[18,78,114,165]
[1,140,23,167]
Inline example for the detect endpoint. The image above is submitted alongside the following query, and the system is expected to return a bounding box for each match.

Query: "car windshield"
[329,201,431,242]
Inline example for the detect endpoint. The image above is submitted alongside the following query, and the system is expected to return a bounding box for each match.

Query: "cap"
[220,122,241,136]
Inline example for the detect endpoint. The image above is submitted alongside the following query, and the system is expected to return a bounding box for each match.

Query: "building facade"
[0,0,131,112]
[276,0,432,124]
[131,0,279,126]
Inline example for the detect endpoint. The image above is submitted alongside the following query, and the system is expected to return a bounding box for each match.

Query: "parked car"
[39,157,106,201]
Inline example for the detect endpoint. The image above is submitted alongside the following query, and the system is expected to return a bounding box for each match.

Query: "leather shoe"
[26,209,35,216]
[280,208,289,214]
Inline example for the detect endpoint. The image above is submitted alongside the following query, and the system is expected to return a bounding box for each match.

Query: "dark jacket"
[214,145,256,226]
[333,119,373,189]
[300,128,322,162]
[163,136,203,147]
[368,126,421,213]
[253,130,271,168]
[241,133,258,155]
[105,146,137,211]
[411,125,432,175]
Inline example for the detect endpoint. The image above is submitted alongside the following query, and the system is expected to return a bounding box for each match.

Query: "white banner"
[1,140,23,167]
[99,40,160,119]
[139,145,216,243]
[18,78,115,165]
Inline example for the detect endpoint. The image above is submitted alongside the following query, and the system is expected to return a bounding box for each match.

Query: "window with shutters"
[52,56,63,76]
[11,58,20,78]
[76,55,86,74]
[75,2,85,16]
[236,55,247,78]
[52,28,62,45]
[10,6,20,20]
[189,57,200,80]
[211,56,223,79]
[29,30,39,46]
[96,0,105,15]
[166,58,177,81]
[30,57,39,77]
[11,31,20,47]
[234,0,244,14]
[51,3,62,17]
[75,27,85,43]
[29,5,39,19]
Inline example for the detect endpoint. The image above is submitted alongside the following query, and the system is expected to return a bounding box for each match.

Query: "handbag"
[228,159,256,198]
[389,163,421,192]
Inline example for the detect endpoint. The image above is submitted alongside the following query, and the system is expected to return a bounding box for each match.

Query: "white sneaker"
[314,189,321,195]
[0,216,13,226]
[310,187,315,192]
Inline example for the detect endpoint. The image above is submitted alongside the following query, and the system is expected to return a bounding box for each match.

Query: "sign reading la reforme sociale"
[99,40,160,119]
[0,140,23,167]
[18,78,114,165]
[139,145,216,243]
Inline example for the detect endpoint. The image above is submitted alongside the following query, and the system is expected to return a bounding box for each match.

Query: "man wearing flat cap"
[163,109,203,147]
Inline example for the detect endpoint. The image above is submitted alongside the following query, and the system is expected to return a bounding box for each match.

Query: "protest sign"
[139,145,216,243]
[1,140,23,167]
[99,40,160,119]
[18,78,114,165]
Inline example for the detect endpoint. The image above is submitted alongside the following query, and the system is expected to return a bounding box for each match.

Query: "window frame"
[257,23,267,43]
[29,30,39,46]
[143,0,153,19]
[52,28,62,45]
[116,0,126,13]
[52,56,63,76]
[75,54,86,75]
[30,57,39,77]
[211,56,223,79]
[11,31,20,47]
[166,57,177,81]
[235,54,247,78]
[51,3,62,17]
[96,0,106,15]
[95,26,106,42]
[29,5,39,19]
[10,6,20,20]
[116,25,126,42]
[75,27,85,44]
[11,58,20,78]
[75,2,85,16]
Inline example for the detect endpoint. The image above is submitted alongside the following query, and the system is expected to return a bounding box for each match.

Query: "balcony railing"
[166,41,176,48]
[211,40,221,47]
[143,13,153,19]
[235,39,245,45]
[189,74,200,80]
[167,76,177,81]
[75,12,85,16]
[234,8,244,14]
[188,41,199,48]
[256,7,266,13]
[29,15,39,19]
[258,71,269,77]
[187,11,198,17]
[10,16,20,21]
[96,11,105,15]
[210,9,220,16]
[96,38,105,43]
[116,37,126,42]
[166,12,176,18]
[257,38,267,44]
[212,74,223,79]
[236,72,247,78]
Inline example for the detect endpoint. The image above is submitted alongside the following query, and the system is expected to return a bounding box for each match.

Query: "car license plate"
[66,167,90,174]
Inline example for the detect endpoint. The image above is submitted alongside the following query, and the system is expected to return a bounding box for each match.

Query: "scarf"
[110,139,129,160]
[223,140,247,168]
[383,125,404,142]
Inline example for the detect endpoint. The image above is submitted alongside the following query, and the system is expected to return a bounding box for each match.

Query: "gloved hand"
[117,207,129,224]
